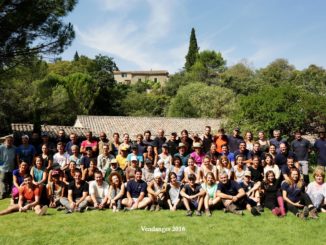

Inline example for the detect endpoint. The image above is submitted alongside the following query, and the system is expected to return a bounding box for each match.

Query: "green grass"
[0,198,326,245]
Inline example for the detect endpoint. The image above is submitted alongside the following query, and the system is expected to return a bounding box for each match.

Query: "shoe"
[186,210,193,216]
[124,207,131,212]
[85,206,96,211]
[205,209,212,217]
[39,205,48,216]
[56,206,65,211]
[65,209,72,214]
[232,210,244,215]
[195,210,202,216]
[298,206,309,220]
[251,207,261,216]
[308,208,318,219]
[75,207,84,213]
[155,205,161,211]
[223,208,228,213]
[256,205,264,213]
[150,204,156,211]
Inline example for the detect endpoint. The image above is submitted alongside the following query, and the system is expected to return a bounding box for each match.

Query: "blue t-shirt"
[13,169,24,185]
[281,181,304,203]
[127,179,147,198]
[314,139,326,165]
[275,151,296,167]
[17,144,36,165]
[173,153,189,166]
[291,139,311,161]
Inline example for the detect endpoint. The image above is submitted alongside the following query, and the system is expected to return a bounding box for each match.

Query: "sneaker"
[150,204,156,211]
[251,207,261,216]
[195,210,202,216]
[308,208,318,219]
[38,205,48,216]
[56,206,65,211]
[205,209,212,217]
[303,206,309,219]
[256,205,264,213]
[223,208,228,213]
[85,206,96,211]
[155,205,161,211]
[65,209,72,214]
[232,210,244,215]
[186,210,193,216]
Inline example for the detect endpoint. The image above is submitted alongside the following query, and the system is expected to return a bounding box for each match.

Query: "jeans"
[60,197,88,210]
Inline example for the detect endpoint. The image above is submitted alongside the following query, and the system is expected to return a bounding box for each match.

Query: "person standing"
[202,126,213,153]
[314,129,326,171]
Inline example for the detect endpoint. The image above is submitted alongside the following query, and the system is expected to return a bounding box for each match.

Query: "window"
[121,73,127,78]
[154,78,158,82]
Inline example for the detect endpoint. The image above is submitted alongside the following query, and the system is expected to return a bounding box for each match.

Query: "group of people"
[0,126,325,220]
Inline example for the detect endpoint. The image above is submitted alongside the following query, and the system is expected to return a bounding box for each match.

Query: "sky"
[60,0,326,73]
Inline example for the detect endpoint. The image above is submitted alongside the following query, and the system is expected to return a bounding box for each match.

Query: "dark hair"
[173,156,182,166]
[23,174,32,179]
[144,130,151,135]
[74,169,82,175]
[168,172,177,183]
[135,168,142,174]
[188,173,196,181]
[94,170,103,176]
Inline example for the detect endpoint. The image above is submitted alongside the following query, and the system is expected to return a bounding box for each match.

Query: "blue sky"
[60,0,326,73]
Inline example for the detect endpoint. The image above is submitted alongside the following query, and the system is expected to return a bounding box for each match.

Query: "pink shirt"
[81,140,98,149]
[190,152,205,167]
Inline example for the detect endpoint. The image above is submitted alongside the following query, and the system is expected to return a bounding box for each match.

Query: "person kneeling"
[180,174,205,216]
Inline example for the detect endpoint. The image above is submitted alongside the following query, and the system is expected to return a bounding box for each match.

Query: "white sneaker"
[39,205,48,216]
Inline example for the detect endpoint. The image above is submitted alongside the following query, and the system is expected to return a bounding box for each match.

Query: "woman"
[184,157,201,183]
[12,161,29,202]
[69,145,82,168]
[47,170,65,208]
[107,172,125,212]
[30,156,47,191]
[63,160,77,185]
[281,168,318,219]
[234,155,247,183]
[190,143,205,167]
[110,133,120,157]
[257,131,270,153]
[167,156,185,183]
[154,159,167,181]
[217,156,233,179]
[200,156,218,181]
[118,133,131,155]
[263,153,280,179]
[158,144,172,169]
[261,170,285,217]
[166,172,183,211]
[40,144,53,171]
[202,172,219,216]
[244,131,254,151]
[83,159,98,182]
[265,144,277,160]
[306,166,326,212]
[143,145,158,167]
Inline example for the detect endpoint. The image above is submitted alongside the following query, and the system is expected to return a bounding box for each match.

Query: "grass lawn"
[0,198,326,245]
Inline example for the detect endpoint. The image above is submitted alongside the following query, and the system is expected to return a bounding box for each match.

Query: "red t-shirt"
[19,185,40,202]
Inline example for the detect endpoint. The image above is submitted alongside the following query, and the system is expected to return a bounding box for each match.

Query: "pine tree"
[185,28,199,71]
[74,51,80,61]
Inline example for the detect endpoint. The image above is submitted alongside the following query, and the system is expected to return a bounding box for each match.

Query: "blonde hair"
[313,166,325,180]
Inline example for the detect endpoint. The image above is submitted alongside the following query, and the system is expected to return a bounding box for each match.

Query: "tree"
[73,51,80,61]
[184,28,199,71]
[0,0,77,71]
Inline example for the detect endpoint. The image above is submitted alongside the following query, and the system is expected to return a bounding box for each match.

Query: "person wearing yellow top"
[116,146,128,170]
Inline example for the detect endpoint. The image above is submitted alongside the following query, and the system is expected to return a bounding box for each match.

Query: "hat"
[154,172,162,178]
[131,156,138,162]
[22,135,29,140]
[111,158,117,164]
[244,171,251,177]
[51,170,60,176]
[177,143,186,149]
[234,127,240,131]
[162,143,169,148]
[192,142,202,148]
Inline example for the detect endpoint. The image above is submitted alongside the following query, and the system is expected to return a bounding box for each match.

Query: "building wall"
[114,72,168,85]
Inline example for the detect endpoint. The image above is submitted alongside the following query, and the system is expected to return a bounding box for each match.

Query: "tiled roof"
[74,116,222,139]
[11,124,90,137]
[114,70,169,75]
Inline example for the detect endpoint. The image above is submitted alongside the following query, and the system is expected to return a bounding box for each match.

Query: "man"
[275,143,296,167]
[220,144,235,166]
[143,130,154,147]
[97,144,115,175]
[269,129,286,152]
[153,129,167,154]
[0,136,16,199]
[314,128,326,171]
[217,171,251,215]
[60,169,89,213]
[126,145,144,167]
[174,143,189,166]
[17,135,36,166]
[80,131,98,155]
[87,171,109,210]
[135,134,147,157]
[65,133,79,155]
[180,174,205,216]
[249,142,264,164]
[166,132,180,156]
[0,174,47,216]
[53,142,69,171]
[234,142,251,165]
[147,172,166,211]
[98,132,109,155]
[39,132,56,155]
[281,156,296,182]
[227,128,244,153]
[56,129,68,145]
[291,130,311,184]
[122,168,151,210]
[214,128,228,154]
[202,126,213,153]
[116,145,128,170]
[142,159,155,183]
[206,143,220,166]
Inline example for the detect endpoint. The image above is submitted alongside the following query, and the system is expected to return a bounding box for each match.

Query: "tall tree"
[73,51,80,61]
[0,0,77,72]
[184,28,199,71]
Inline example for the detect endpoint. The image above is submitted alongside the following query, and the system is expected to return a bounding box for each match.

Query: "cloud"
[77,0,185,72]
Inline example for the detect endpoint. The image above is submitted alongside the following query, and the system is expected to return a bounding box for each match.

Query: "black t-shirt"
[240,181,255,193]
[291,139,310,161]
[248,166,264,182]
[217,180,241,196]
[275,151,296,166]
[154,136,167,154]
[202,135,213,153]
[167,139,180,156]
[314,139,326,165]
[68,180,89,201]
[234,149,251,160]
[227,135,244,153]
[136,142,147,156]
[182,183,202,196]
[127,179,147,198]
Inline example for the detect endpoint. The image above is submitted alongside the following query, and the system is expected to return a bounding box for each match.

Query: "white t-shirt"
[53,152,69,168]
[89,180,109,200]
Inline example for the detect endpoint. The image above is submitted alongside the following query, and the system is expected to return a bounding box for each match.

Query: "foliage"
[0,0,77,71]
[184,28,199,71]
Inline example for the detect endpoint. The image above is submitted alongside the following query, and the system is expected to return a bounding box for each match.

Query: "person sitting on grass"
[240,171,263,214]
[60,169,89,213]
[180,173,205,216]
[147,172,166,211]
[202,172,220,217]
[281,168,318,219]
[63,160,78,185]
[47,170,65,209]
[166,172,183,211]
[306,166,326,213]
[12,160,29,203]
[83,159,98,182]
[107,172,125,212]
[0,174,47,216]
[216,171,247,215]
[122,168,151,210]
[86,170,109,210]
[261,170,285,217]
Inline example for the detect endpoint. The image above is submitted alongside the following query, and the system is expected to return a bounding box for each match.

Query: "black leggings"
[286,193,313,215]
